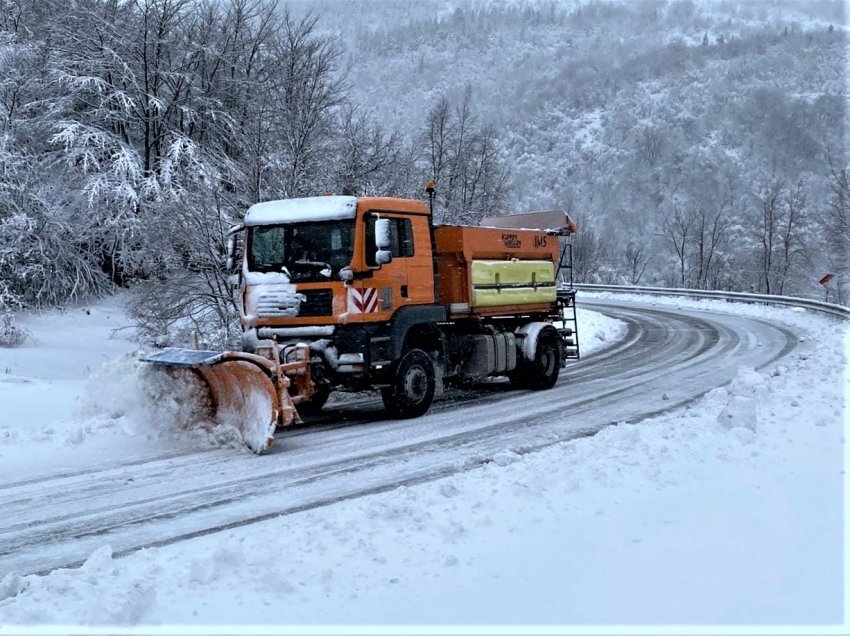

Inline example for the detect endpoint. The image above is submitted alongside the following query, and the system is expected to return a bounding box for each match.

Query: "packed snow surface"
[0,292,845,628]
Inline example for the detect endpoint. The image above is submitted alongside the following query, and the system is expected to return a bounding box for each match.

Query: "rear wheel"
[381,348,436,418]
[510,328,560,390]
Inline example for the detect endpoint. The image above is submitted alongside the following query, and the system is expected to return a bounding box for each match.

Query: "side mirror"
[225,236,236,270]
[225,224,243,271]
[375,218,391,249]
[375,249,392,266]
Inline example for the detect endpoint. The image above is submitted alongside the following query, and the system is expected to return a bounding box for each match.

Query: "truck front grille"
[256,290,304,317]
[298,289,333,317]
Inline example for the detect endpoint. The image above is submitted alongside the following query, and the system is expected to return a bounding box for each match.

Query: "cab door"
[404,215,435,305]
[350,213,411,323]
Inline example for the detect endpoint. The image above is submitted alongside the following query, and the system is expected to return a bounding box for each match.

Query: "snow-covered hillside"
[0,294,844,626]
[304,0,849,300]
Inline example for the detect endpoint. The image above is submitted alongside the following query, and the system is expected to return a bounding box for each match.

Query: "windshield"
[248,221,354,281]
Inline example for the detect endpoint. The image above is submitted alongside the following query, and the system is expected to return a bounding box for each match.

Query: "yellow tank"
[470,259,556,307]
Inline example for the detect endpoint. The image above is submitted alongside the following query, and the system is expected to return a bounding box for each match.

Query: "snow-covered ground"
[0,293,846,629]
[0,297,201,481]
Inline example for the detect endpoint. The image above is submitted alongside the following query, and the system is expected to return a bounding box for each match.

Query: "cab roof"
[244,196,430,226]
[244,196,357,226]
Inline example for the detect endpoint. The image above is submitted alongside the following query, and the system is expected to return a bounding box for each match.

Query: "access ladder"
[555,240,580,360]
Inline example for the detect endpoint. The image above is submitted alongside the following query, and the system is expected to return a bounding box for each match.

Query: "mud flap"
[141,348,295,454]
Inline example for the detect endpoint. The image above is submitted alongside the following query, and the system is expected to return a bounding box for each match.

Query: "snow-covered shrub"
[127,178,242,350]
[0,313,30,347]
[0,279,19,313]
[0,130,108,309]
[0,210,109,309]
[128,271,241,350]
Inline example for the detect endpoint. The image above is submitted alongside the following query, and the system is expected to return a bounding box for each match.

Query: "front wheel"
[296,383,331,415]
[381,349,436,418]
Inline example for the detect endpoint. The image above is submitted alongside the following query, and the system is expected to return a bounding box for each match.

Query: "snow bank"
[0,297,172,478]
[0,295,137,381]
[0,297,260,481]
[583,289,843,333]
[0,546,156,626]
[576,305,624,349]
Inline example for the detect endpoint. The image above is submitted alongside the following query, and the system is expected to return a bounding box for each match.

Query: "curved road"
[0,298,798,577]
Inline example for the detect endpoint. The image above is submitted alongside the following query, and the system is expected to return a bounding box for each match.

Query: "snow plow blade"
[141,348,302,454]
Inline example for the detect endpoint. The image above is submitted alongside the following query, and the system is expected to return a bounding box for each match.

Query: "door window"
[365,216,414,266]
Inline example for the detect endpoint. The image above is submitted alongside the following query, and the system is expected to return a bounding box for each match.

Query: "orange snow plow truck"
[143,192,578,453]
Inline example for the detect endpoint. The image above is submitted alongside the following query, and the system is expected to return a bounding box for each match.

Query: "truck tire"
[510,327,560,390]
[296,383,331,415]
[381,348,436,418]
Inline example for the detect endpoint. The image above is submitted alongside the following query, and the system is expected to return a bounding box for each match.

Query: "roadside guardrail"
[571,284,850,320]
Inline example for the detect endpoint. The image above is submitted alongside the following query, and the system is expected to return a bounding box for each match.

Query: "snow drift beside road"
[0,296,280,477]
[0,294,845,627]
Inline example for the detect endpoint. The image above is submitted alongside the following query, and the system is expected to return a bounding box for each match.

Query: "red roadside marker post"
[818,273,835,301]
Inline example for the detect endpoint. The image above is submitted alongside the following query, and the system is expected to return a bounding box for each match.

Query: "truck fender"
[387,305,448,360]
[514,322,556,363]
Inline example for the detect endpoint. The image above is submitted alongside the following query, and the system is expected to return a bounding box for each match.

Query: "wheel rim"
[403,365,429,403]
[539,343,557,377]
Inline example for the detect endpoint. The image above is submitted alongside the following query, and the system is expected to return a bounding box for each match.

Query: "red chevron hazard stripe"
[349,288,378,313]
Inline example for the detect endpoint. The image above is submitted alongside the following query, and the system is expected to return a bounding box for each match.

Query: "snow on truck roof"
[244,196,358,226]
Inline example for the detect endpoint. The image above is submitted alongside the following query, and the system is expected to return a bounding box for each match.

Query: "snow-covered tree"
[422,90,509,225]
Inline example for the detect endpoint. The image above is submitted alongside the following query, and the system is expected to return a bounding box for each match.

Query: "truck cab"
[237,196,445,406]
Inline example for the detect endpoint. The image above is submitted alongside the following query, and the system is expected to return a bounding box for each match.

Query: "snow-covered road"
[0,298,799,578]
